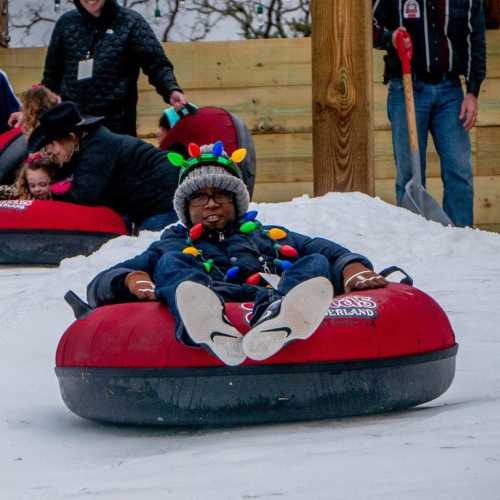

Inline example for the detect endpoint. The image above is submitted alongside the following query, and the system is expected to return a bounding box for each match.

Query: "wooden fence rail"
[1,32,499,230]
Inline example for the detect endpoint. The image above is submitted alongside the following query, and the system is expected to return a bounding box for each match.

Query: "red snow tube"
[55,283,457,426]
[0,200,128,265]
[0,127,21,151]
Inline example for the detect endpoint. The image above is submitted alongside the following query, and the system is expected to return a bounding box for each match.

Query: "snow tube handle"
[379,266,413,286]
[64,290,94,320]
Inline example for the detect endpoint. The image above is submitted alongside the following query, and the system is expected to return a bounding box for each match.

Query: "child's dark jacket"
[88,222,373,308]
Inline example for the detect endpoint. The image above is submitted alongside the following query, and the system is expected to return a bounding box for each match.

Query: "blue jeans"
[387,78,473,227]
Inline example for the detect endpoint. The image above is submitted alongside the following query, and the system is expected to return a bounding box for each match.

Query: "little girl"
[0,153,58,200]
[8,84,60,137]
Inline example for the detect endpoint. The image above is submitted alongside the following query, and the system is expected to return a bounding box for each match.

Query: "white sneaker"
[242,277,333,361]
[175,281,245,366]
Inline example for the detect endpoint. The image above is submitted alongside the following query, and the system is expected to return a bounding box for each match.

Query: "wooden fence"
[1,31,499,230]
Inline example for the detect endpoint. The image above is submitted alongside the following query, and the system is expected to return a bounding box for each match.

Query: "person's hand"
[343,262,387,294]
[169,90,188,111]
[392,26,411,50]
[459,93,478,131]
[8,111,24,129]
[124,271,156,301]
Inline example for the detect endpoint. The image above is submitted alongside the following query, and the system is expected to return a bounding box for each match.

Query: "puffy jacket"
[55,125,178,224]
[87,221,373,307]
[42,0,181,135]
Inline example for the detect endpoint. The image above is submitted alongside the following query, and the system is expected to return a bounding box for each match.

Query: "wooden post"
[0,0,8,47]
[311,0,374,196]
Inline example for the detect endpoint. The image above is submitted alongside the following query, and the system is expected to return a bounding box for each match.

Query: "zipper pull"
[259,256,271,273]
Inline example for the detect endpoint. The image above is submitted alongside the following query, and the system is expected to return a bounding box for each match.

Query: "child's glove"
[125,271,156,301]
[50,179,73,195]
[343,262,388,294]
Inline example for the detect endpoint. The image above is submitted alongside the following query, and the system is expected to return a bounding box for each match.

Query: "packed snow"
[1,192,500,500]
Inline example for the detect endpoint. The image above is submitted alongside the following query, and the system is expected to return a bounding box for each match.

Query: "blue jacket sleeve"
[87,240,164,307]
[287,230,373,294]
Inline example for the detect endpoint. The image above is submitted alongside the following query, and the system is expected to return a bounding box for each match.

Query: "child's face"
[188,188,236,230]
[26,169,51,199]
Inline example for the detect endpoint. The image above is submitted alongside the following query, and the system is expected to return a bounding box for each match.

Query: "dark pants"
[162,254,331,345]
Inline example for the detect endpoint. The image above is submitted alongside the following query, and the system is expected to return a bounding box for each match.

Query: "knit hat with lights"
[168,141,250,226]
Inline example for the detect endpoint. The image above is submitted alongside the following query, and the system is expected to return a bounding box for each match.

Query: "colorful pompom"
[182,246,200,257]
[188,143,201,158]
[267,228,287,241]
[240,221,258,234]
[231,148,247,164]
[242,210,258,221]
[278,244,299,258]
[212,140,224,156]
[246,272,262,285]
[274,259,293,271]
[203,259,214,272]
[167,151,185,167]
[225,266,240,280]
[189,223,203,241]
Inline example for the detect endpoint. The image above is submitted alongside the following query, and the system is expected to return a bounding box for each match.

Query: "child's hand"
[50,179,73,195]
[343,263,387,294]
[169,90,188,111]
[125,271,156,301]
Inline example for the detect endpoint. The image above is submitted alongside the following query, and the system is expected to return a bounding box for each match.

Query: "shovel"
[394,30,453,226]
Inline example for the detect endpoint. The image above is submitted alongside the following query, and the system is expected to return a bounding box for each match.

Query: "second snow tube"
[0,200,128,265]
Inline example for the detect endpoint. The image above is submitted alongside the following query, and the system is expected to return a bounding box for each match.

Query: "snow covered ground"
[1,193,500,500]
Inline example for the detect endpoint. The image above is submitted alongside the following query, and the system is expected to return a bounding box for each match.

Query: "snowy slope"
[1,193,500,500]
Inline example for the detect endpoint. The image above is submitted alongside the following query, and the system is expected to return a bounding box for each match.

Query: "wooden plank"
[375,128,479,178]
[137,85,313,136]
[2,30,499,88]
[0,38,312,90]
[476,126,500,176]
[311,0,374,195]
[476,223,500,233]
[142,39,312,90]
[150,128,481,185]
[254,133,313,183]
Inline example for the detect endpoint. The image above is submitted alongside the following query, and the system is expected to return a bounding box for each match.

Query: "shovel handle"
[402,74,419,153]
[393,29,419,153]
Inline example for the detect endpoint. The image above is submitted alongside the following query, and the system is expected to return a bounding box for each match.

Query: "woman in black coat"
[41,0,186,136]
[28,102,179,230]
